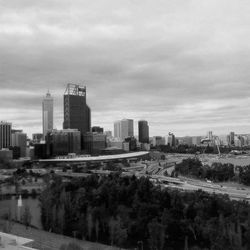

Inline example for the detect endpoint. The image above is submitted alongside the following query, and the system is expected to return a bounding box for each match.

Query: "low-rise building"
[83,132,106,155]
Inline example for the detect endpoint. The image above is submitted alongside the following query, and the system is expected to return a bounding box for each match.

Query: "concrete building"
[138,120,149,143]
[47,129,81,156]
[83,132,106,154]
[114,119,134,140]
[63,84,91,136]
[42,91,53,138]
[11,132,27,157]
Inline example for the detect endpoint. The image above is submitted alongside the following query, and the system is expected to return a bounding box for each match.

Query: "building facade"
[63,84,91,135]
[0,121,11,149]
[11,132,27,157]
[42,91,53,138]
[46,129,81,156]
[138,120,149,143]
[83,132,106,154]
[92,126,104,133]
[114,119,134,140]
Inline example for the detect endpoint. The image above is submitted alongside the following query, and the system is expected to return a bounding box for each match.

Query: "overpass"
[38,151,149,163]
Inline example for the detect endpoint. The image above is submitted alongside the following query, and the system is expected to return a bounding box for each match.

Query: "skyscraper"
[138,120,149,143]
[42,91,53,138]
[0,121,11,149]
[114,119,134,140]
[63,84,91,134]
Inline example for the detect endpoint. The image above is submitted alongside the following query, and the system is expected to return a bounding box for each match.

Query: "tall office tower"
[11,132,27,157]
[138,120,149,143]
[42,91,53,138]
[114,119,134,140]
[121,119,134,139]
[0,122,12,149]
[63,84,91,135]
[114,121,121,138]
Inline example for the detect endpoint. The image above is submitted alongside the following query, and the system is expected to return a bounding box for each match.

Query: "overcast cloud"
[1,0,250,137]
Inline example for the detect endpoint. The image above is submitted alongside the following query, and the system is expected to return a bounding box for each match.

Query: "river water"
[0,197,42,229]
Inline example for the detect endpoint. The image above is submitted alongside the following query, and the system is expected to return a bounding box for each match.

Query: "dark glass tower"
[138,120,149,143]
[63,84,91,135]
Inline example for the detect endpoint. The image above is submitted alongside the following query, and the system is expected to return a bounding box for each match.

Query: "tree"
[21,205,32,229]
[60,242,83,250]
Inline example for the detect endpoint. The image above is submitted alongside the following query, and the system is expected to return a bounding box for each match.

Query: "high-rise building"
[11,132,27,157]
[42,91,53,138]
[138,120,149,143]
[114,119,134,140]
[63,84,91,135]
[0,121,12,149]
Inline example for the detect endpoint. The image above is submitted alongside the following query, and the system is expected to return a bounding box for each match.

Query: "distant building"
[124,136,137,151]
[9,146,21,159]
[47,129,81,156]
[177,136,193,146]
[92,126,104,133]
[114,119,134,140]
[122,142,130,152]
[63,84,91,138]
[32,133,43,143]
[0,148,13,161]
[138,120,149,143]
[107,137,123,149]
[42,91,53,138]
[104,130,112,137]
[152,136,165,147]
[167,133,176,147]
[11,132,27,157]
[192,136,202,146]
[208,131,213,140]
[229,132,235,146]
[83,132,106,154]
[34,143,47,159]
[0,121,12,149]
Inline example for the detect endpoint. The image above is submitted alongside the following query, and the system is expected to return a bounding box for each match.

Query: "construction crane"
[201,136,221,156]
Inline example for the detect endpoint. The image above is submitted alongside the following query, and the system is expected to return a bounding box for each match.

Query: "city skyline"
[1,0,250,137]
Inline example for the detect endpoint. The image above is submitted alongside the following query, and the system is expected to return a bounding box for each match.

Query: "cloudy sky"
[1,0,250,137]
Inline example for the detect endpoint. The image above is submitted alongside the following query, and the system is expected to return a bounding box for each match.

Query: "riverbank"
[0,219,121,250]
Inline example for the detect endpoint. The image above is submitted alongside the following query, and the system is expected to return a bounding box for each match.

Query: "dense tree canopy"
[40,174,250,249]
